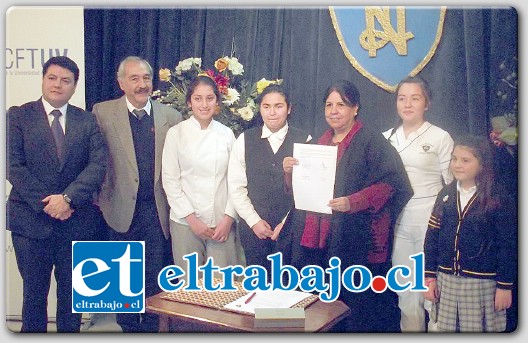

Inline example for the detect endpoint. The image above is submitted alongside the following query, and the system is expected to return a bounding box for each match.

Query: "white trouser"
[392,223,429,332]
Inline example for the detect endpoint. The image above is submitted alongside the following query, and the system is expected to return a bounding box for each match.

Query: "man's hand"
[42,194,73,221]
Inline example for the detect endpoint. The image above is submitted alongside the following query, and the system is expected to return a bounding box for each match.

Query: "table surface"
[146,291,351,333]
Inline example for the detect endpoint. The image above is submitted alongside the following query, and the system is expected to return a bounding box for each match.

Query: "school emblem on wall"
[329,6,446,92]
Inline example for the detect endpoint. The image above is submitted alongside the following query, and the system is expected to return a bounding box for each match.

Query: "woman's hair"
[388,75,432,140]
[256,83,291,109]
[322,79,361,110]
[185,75,220,105]
[395,75,432,104]
[454,134,498,212]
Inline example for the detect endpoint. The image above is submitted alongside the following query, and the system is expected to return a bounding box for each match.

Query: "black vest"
[244,126,309,227]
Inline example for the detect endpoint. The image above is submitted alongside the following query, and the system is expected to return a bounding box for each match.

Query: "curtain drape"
[84,7,517,141]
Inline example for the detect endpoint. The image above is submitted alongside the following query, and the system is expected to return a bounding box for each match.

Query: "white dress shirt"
[162,116,237,227]
[42,98,67,133]
[125,96,152,118]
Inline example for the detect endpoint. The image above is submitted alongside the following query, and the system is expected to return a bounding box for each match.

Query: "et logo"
[71,241,145,313]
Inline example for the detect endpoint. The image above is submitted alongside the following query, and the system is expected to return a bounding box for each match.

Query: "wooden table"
[146,292,350,333]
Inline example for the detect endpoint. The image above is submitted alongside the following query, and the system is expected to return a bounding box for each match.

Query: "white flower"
[237,106,254,121]
[175,57,197,75]
[222,88,240,106]
[227,57,244,75]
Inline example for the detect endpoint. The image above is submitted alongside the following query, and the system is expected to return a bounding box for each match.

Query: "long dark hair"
[387,75,432,140]
[454,134,498,212]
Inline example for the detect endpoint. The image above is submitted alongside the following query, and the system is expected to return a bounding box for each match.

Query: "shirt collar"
[261,122,289,140]
[457,181,477,194]
[189,115,213,130]
[125,97,152,116]
[42,98,68,116]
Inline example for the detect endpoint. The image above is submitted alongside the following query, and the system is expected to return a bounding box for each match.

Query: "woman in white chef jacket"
[162,75,239,284]
[383,76,454,332]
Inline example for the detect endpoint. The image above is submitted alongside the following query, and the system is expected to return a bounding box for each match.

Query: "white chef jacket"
[162,116,237,227]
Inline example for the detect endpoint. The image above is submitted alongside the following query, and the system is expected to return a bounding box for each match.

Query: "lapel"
[152,100,169,184]
[33,100,63,169]
[62,105,89,171]
[112,96,139,174]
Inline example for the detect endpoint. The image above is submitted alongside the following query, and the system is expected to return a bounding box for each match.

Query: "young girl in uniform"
[383,76,454,332]
[423,134,516,332]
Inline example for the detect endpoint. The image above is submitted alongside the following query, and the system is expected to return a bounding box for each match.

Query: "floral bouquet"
[490,56,518,157]
[153,56,282,137]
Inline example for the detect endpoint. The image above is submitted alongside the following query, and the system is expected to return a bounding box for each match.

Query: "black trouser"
[107,200,169,333]
[12,231,81,333]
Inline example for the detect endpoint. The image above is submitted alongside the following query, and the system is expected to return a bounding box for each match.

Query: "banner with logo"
[5,6,85,320]
[329,6,446,92]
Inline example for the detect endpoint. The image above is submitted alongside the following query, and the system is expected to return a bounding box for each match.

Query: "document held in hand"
[292,143,338,214]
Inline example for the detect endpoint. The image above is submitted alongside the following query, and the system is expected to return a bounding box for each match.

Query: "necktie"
[133,109,147,120]
[50,109,65,162]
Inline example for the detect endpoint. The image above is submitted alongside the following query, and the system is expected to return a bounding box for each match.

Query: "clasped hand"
[42,194,73,221]
[252,220,283,241]
[187,213,233,242]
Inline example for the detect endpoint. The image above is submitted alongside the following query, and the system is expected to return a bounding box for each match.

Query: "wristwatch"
[63,194,73,208]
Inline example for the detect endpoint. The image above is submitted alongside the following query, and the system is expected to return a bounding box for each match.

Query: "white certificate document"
[292,143,337,214]
[223,290,313,315]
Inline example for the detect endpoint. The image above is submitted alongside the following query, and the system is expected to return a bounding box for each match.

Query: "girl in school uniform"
[383,76,454,332]
[423,134,516,332]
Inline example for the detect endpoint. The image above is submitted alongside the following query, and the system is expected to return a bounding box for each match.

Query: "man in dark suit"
[6,56,107,332]
[92,56,182,332]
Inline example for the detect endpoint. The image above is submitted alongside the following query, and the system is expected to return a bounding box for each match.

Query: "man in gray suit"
[92,56,182,332]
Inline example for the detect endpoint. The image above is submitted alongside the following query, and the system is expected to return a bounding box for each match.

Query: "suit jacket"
[92,96,182,238]
[7,99,107,240]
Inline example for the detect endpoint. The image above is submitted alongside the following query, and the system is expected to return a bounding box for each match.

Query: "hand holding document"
[292,143,337,214]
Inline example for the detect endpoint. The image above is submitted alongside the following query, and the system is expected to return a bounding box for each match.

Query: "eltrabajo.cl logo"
[71,241,145,313]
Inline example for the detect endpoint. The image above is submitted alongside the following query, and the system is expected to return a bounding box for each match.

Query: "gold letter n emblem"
[359,6,414,57]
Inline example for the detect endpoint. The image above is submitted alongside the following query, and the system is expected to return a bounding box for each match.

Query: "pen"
[244,292,256,304]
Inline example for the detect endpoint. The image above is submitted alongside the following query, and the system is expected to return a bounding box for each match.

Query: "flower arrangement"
[153,55,282,137]
[490,56,517,156]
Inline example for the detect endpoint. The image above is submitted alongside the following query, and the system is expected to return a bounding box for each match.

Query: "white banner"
[4,6,85,321]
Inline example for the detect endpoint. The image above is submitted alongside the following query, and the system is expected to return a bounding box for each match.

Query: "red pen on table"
[244,292,256,304]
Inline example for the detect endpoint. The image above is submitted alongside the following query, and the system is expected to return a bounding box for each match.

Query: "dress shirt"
[229,122,311,228]
[457,181,477,210]
[162,116,237,227]
[125,97,152,118]
[42,98,67,134]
